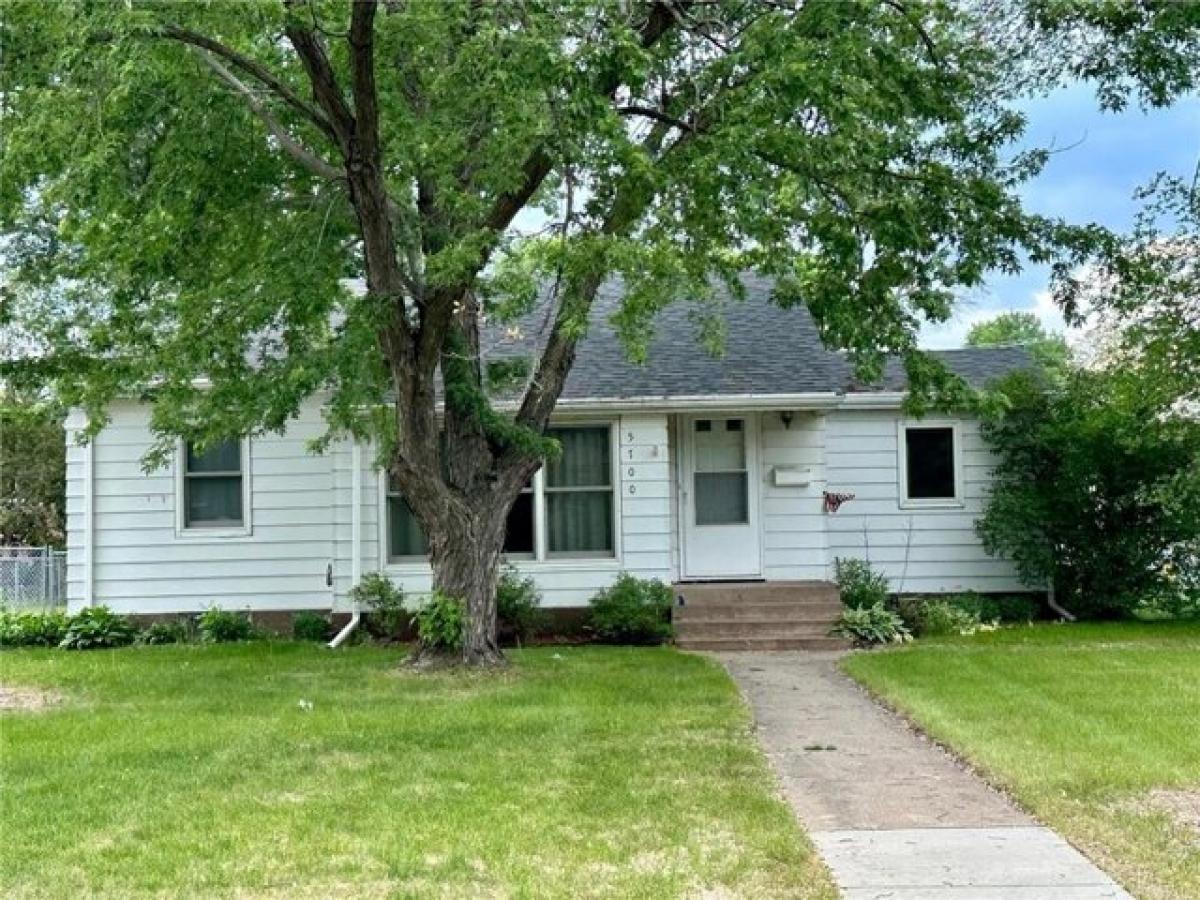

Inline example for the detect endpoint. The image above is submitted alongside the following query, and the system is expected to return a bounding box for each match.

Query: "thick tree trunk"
[424,497,510,667]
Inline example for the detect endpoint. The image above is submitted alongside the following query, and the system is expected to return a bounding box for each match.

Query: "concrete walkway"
[720,652,1132,900]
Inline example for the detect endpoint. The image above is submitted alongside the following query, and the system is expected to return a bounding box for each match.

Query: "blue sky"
[920,84,1199,348]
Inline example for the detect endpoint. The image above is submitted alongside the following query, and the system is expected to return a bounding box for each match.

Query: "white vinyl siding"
[64,398,1019,615]
[65,399,334,614]
[759,411,828,581]
[823,409,1023,594]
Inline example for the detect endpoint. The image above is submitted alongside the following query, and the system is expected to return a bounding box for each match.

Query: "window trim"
[896,419,964,509]
[175,437,253,538]
[380,419,621,569]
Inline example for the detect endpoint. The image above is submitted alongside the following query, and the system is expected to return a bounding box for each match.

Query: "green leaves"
[978,369,1200,617]
[2,0,1193,477]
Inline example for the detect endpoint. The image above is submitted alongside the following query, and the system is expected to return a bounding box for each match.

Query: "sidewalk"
[719,652,1132,900]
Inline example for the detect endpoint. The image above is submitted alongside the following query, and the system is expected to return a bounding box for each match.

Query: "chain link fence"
[0,547,68,609]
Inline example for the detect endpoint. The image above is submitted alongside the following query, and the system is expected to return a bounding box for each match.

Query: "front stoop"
[673,581,849,651]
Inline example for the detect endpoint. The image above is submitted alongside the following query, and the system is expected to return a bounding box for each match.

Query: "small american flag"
[823,491,855,513]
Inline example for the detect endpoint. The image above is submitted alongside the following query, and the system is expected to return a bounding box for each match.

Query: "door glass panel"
[693,418,749,525]
[695,472,749,525]
[695,418,745,471]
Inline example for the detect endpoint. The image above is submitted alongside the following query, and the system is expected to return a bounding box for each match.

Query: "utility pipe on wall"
[328,440,364,649]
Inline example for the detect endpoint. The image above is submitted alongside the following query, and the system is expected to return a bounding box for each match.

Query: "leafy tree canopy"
[966,311,1071,379]
[2,0,1196,660]
[1068,175,1199,417]
[0,391,66,548]
[978,367,1200,618]
[0,0,1094,451]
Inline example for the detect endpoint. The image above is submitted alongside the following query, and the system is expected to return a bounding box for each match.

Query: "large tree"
[0,392,66,548]
[1,1,1194,663]
[966,311,1070,379]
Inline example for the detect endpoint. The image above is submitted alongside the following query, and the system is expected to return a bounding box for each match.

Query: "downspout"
[83,436,94,609]
[328,440,364,649]
[1046,579,1076,622]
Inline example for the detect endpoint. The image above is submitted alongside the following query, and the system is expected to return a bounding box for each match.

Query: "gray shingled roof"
[484,275,1030,401]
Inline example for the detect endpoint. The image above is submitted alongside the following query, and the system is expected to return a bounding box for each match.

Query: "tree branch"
[479,1,687,238]
[195,50,345,182]
[283,23,357,151]
[617,104,694,132]
[154,25,336,140]
[880,0,941,68]
[348,0,383,166]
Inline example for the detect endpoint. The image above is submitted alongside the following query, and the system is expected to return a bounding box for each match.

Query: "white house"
[64,279,1030,645]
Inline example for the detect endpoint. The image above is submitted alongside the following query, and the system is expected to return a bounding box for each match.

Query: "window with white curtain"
[385,424,615,563]
[182,439,245,528]
[545,426,613,556]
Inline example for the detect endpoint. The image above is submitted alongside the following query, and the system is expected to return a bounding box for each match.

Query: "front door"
[681,415,762,579]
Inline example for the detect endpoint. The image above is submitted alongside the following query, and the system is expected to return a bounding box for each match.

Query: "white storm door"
[681,415,762,579]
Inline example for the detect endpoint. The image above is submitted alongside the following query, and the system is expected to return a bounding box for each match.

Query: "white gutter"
[328,439,364,649]
[836,391,908,409]
[522,392,845,414]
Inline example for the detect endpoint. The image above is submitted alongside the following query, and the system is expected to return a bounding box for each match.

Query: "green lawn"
[842,622,1200,900]
[0,644,834,899]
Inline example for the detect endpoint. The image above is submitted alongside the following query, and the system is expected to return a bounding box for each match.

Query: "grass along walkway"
[0,643,834,899]
[842,622,1200,900]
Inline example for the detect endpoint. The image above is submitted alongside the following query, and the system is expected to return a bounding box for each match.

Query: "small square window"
[725,419,743,432]
[904,426,957,501]
[695,420,712,432]
[183,439,245,528]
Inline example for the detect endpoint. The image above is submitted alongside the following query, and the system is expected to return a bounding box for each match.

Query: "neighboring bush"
[946,592,1040,624]
[414,592,465,652]
[832,604,911,647]
[911,599,981,637]
[588,574,674,645]
[979,369,1200,618]
[59,606,138,650]
[835,557,889,610]
[0,609,69,647]
[293,612,330,642]
[496,565,543,645]
[350,573,407,639]
[196,607,259,643]
[140,620,191,645]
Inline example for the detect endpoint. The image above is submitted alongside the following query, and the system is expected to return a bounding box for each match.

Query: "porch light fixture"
[779,410,794,430]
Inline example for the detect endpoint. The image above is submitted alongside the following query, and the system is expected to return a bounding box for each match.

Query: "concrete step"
[676,620,836,640]
[675,582,838,607]
[678,636,852,652]
[675,601,842,622]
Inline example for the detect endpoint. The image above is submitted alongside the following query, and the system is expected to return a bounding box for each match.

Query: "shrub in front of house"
[945,591,1040,624]
[588,574,674,645]
[834,557,889,609]
[496,565,543,645]
[832,604,911,647]
[908,598,981,637]
[414,592,465,651]
[0,608,70,648]
[350,572,407,639]
[59,606,138,650]
[196,607,260,643]
[293,612,331,642]
[139,620,192,645]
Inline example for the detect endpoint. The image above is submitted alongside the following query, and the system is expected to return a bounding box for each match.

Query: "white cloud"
[918,284,1082,350]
